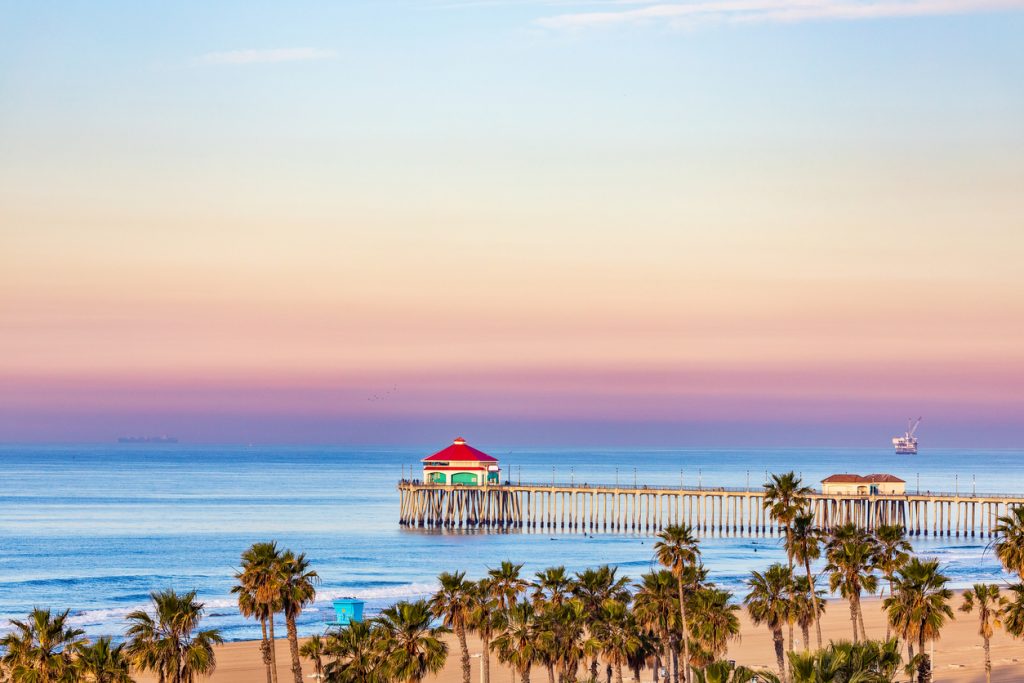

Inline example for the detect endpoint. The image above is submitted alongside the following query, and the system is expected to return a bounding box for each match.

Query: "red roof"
[422,437,498,463]
[822,473,905,484]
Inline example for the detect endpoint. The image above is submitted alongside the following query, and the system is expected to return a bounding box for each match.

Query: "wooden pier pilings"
[397,480,1024,537]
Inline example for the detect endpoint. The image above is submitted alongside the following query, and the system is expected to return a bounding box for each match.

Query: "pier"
[397,480,1024,537]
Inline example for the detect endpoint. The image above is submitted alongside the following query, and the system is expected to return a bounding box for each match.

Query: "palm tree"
[323,621,386,683]
[789,576,825,653]
[233,541,284,683]
[532,567,573,607]
[784,639,902,683]
[763,472,812,655]
[299,635,325,682]
[492,600,538,683]
[874,524,912,641]
[76,637,134,683]
[539,599,592,683]
[488,561,529,611]
[654,524,701,683]
[125,589,223,683]
[468,579,499,683]
[429,571,476,683]
[787,512,823,649]
[994,506,1024,576]
[691,661,758,683]
[377,600,449,683]
[592,600,643,683]
[744,563,792,682]
[883,558,952,683]
[686,588,740,669]
[959,583,1007,683]
[278,550,320,683]
[574,565,631,679]
[0,608,85,682]
[633,571,679,683]
[825,524,878,642]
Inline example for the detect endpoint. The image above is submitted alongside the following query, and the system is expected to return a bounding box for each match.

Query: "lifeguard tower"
[327,598,365,626]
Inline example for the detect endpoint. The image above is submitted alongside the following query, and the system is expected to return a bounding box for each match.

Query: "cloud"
[194,48,337,66]
[537,0,1024,28]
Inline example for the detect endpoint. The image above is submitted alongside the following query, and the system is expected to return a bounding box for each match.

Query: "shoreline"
[132,594,1024,683]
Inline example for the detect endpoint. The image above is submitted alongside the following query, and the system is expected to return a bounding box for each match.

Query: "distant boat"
[891,417,921,454]
[117,436,179,444]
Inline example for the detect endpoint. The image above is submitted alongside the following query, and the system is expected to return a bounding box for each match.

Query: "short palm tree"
[592,599,643,683]
[492,600,538,683]
[233,541,284,683]
[76,636,134,683]
[376,600,449,683]
[789,576,825,653]
[654,524,701,683]
[299,635,325,682]
[429,571,476,683]
[278,550,320,683]
[323,621,386,683]
[764,472,812,654]
[574,565,631,679]
[691,660,758,683]
[993,506,1024,576]
[633,570,680,683]
[874,524,912,641]
[125,589,223,683]
[0,608,85,682]
[787,512,824,648]
[744,563,792,681]
[825,524,878,642]
[883,558,952,683]
[960,583,1007,683]
[687,588,740,668]
[468,579,499,683]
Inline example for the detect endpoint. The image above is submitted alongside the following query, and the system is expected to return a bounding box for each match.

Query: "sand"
[133,595,1024,683]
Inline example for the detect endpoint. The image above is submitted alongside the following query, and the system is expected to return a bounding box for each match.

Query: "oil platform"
[892,417,921,454]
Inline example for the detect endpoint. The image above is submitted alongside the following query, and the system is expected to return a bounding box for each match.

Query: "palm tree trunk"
[848,596,859,642]
[457,624,471,683]
[546,663,555,683]
[268,615,280,683]
[592,657,600,682]
[285,614,303,683]
[918,634,931,683]
[482,634,491,683]
[984,633,992,683]
[671,646,678,683]
[804,558,822,649]
[771,626,786,682]
[676,577,689,683]
[855,593,868,642]
[520,666,531,683]
[615,663,624,683]
[884,578,893,641]
[907,642,915,683]
[260,619,273,683]
[801,622,809,651]
[786,550,795,659]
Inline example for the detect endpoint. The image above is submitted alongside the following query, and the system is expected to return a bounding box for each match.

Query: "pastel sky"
[2,1,1023,446]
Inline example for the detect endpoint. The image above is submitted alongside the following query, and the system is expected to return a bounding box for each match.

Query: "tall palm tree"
[633,571,679,683]
[323,621,386,683]
[233,541,284,683]
[278,550,320,683]
[824,524,878,642]
[654,524,701,683]
[429,571,476,683]
[76,637,134,683]
[376,600,450,683]
[0,608,85,682]
[686,587,740,670]
[591,599,643,683]
[744,563,792,682]
[125,589,223,683]
[787,512,823,649]
[468,579,499,683]
[959,583,1006,683]
[763,472,812,655]
[299,635,325,682]
[883,558,952,683]
[492,600,539,683]
[531,567,573,608]
[874,524,912,641]
[994,506,1024,576]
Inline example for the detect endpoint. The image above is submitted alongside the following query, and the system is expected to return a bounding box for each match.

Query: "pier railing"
[397,479,1024,537]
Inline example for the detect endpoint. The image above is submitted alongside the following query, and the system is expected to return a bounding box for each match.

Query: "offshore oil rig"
[892,417,922,454]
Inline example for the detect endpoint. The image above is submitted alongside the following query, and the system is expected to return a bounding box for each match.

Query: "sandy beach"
[133,594,1024,683]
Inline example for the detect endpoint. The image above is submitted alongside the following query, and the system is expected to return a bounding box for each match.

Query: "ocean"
[0,444,1017,641]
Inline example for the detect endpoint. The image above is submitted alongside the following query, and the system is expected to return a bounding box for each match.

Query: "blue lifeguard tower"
[327,598,365,626]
